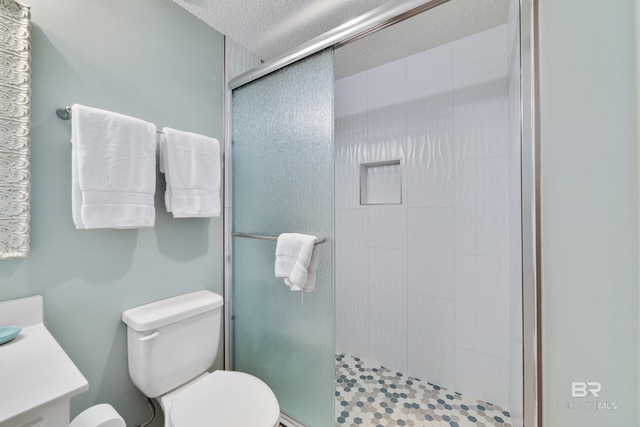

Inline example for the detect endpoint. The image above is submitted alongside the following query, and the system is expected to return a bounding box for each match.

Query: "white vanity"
[0,296,89,427]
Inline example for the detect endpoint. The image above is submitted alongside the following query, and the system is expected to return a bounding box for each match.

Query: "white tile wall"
[335,24,517,409]
[455,157,509,258]
[336,281,369,358]
[335,132,367,209]
[454,55,509,161]
[408,207,454,299]
[225,37,261,82]
[368,205,407,249]
[408,294,455,389]
[453,24,507,68]
[368,248,407,333]
[406,43,454,123]
[454,254,509,360]
[455,347,510,407]
[369,324,408,373]
[508,203,523,414]
[335,208,368,284]
[367,59,406,139]
[364,132,406,165]
[406,118,454,208]
[335,74,368,137]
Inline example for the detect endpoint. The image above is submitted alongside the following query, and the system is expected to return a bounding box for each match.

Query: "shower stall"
[227,0,534,426]
[333,6,523,425]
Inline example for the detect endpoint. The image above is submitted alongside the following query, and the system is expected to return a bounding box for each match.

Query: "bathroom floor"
[335,353,511,427]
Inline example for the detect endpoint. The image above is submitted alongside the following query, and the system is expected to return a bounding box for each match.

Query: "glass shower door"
[231,49,334,427]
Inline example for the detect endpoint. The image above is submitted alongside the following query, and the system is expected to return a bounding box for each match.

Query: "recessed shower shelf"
[360,159,402,205]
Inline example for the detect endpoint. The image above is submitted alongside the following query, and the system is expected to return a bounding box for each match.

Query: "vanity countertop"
[0,296,89,425]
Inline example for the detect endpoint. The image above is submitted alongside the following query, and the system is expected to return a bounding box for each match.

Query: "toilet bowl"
[69,404,125,427]
[122,290,280,427]
[161,371,279,427]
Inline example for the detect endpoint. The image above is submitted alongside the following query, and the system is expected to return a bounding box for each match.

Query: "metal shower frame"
[223,0,540,425]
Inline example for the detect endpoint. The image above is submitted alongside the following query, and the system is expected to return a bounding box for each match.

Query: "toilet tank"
[121,290,223,398]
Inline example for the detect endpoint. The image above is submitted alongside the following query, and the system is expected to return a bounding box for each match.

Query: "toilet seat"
[170,370,280,427]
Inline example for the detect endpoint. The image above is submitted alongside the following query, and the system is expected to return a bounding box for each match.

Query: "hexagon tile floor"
[335,353,512,427]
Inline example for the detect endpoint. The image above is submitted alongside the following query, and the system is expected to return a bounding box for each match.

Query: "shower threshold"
[335,353,511,427]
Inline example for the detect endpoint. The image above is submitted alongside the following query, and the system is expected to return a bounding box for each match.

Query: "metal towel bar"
[56,106,165,134]
[232,232,326,245]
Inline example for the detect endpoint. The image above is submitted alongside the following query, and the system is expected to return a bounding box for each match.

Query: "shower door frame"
[223,0,541,425]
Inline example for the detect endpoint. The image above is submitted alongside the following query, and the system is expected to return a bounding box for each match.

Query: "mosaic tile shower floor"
[335,353,511,427]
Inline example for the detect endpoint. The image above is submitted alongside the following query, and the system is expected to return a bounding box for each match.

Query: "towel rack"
[56,106,166,135]
[56,106,72,120]
[232,232,327,245]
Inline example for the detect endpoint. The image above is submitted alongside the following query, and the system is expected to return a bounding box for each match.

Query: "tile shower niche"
[360,160,402,205]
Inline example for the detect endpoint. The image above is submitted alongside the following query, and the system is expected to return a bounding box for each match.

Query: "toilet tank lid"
[122,290,223,332]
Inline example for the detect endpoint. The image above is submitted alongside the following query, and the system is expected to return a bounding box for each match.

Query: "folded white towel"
[71,104,157,229]
[159,127,220,218]
[285,244,319,292]
[275,233,318,292]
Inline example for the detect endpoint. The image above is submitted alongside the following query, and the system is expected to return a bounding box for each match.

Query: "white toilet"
[121,290,280,427]
[69,404,125,427]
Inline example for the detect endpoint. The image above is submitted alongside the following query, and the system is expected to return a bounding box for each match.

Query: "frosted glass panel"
[231,49,334,427]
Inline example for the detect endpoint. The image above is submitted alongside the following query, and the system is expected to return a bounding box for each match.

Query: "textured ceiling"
[172,0,511,79]
[171,0,391,61]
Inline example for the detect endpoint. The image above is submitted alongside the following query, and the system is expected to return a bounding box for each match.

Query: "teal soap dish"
[0,326,21,345]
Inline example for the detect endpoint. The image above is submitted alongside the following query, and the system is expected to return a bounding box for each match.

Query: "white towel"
[159,127,220,217]
[275,233,318,292]
[285,245,319,292]
[71,104,157,229]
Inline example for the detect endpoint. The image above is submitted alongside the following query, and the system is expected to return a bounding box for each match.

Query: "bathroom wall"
[0,0,224,425]
[335,24,514,408]
[539,0,639,425]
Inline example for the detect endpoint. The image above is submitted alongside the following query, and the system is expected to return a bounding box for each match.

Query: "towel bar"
[232,232,326,245]
[56,106,165,135]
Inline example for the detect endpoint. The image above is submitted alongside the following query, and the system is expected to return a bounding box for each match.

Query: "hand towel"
[285,244,319,292]
[159,127,220,217]
[71,104,157,229]
[275,233,318,292]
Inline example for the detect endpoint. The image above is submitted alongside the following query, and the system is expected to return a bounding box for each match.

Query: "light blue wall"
[0,0,224,425]
[539,0,638,425]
